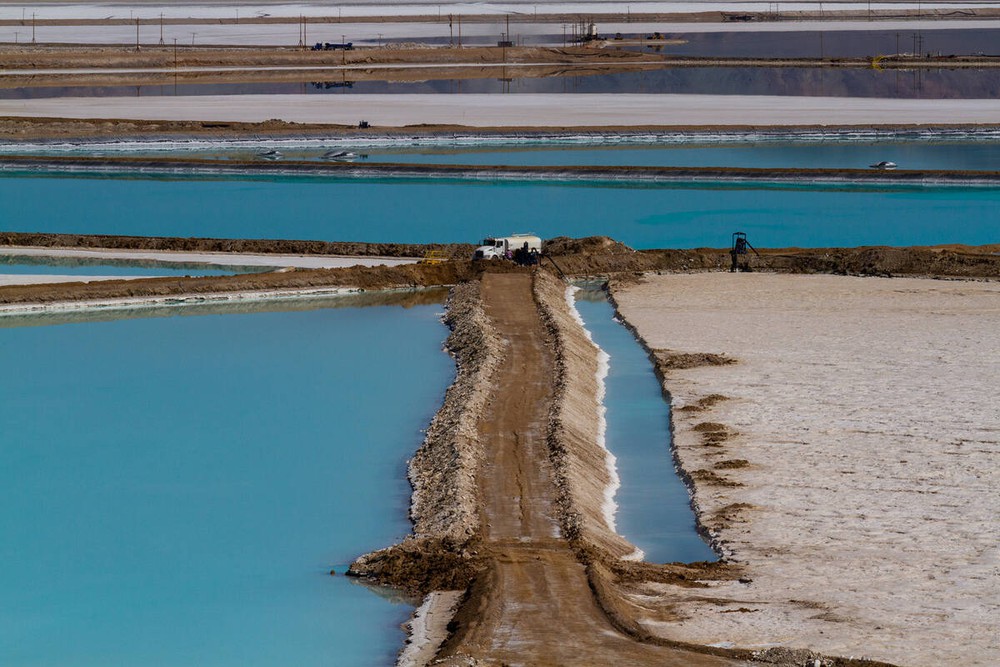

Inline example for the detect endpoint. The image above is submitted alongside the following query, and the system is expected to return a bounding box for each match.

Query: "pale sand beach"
[1,93,998,127]
[614,273,999,667]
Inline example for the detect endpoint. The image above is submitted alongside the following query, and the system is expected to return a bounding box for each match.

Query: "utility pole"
[135,17,140,51]
[158,13,164,45]
[449,14,453,47]
[31,12,35,44]
[173,37,177,68]
[458,15,461,47]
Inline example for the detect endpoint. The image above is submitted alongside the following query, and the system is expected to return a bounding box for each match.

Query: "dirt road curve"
[440,273,740,667]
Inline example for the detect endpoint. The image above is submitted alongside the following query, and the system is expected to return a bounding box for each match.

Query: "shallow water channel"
[0,293,453,667]
[574,285,715,564]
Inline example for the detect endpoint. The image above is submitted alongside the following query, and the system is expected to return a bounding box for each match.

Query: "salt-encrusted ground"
[2,93,997,126]
[614,273,999,667]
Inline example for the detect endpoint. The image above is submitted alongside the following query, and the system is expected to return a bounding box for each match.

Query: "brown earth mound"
[545,243,1000,278]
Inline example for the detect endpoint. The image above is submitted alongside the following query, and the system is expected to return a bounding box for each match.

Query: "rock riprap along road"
[437,272,740,667]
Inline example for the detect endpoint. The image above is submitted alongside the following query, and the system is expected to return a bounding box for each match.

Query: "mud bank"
[349,281,505,661]
[543,236,1000,279]
[0,231,474,260]
[0,260,513,306]
[348,269,899,667]
[533,270,636,559]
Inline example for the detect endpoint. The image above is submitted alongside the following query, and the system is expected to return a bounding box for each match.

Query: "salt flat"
[614,273,999,667]
[0,246,416,268]
[1,92,997,126]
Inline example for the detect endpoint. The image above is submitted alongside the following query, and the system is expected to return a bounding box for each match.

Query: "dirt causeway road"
[440,273,739,667]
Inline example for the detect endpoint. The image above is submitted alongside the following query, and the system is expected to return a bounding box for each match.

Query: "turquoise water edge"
[0,299,452,667]
[574,288,716,564]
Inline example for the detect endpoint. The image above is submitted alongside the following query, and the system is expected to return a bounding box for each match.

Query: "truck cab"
[474,234,542,260]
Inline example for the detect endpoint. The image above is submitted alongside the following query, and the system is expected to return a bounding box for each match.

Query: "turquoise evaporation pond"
[2,173,997,248]
[0,297,453,667]
[573,288,715,564]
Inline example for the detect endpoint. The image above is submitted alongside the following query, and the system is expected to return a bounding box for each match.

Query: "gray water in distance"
[3,64,996,99]
[574,286,715,564]
[0,294,453,667]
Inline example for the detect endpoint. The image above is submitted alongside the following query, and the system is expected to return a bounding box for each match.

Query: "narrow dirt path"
[441,272,741,666]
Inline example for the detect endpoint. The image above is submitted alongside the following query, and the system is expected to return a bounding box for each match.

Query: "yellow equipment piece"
[420,250,449,264]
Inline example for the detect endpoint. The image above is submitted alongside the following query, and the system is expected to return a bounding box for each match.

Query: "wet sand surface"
[442,272,741,667]
[614,273,1000,667]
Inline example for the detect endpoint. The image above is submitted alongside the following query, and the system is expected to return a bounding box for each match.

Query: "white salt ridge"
[0,285,361,316]
[565,285,645,562]
[566,284,619,532]
[397,593,463,667]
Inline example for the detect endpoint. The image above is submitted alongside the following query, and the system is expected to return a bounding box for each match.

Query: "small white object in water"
[322,150,357,161]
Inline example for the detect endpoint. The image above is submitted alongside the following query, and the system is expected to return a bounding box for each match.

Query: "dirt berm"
[0,260,522,305]
[347,268,898,667]
[542,236,1000,279]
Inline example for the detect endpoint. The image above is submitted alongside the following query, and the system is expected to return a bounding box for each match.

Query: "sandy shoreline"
[613,273,999,667]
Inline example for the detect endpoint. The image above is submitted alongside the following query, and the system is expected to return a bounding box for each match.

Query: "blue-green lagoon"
[0,294,452,667]
[1,173,997,249]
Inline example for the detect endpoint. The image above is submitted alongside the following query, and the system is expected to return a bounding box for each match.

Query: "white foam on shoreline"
[396,594,433,667]
[395,590,463,667]
[565,285,619,535]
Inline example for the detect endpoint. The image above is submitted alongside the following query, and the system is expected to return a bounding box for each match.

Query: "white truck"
[473,234,542,261]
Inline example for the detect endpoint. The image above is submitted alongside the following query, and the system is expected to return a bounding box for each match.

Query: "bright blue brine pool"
[0,297,452,667]
[1,173,997,248]
[574,287,716,564]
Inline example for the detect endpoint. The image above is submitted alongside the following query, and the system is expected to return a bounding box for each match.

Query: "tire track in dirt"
[439,272,741,666]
